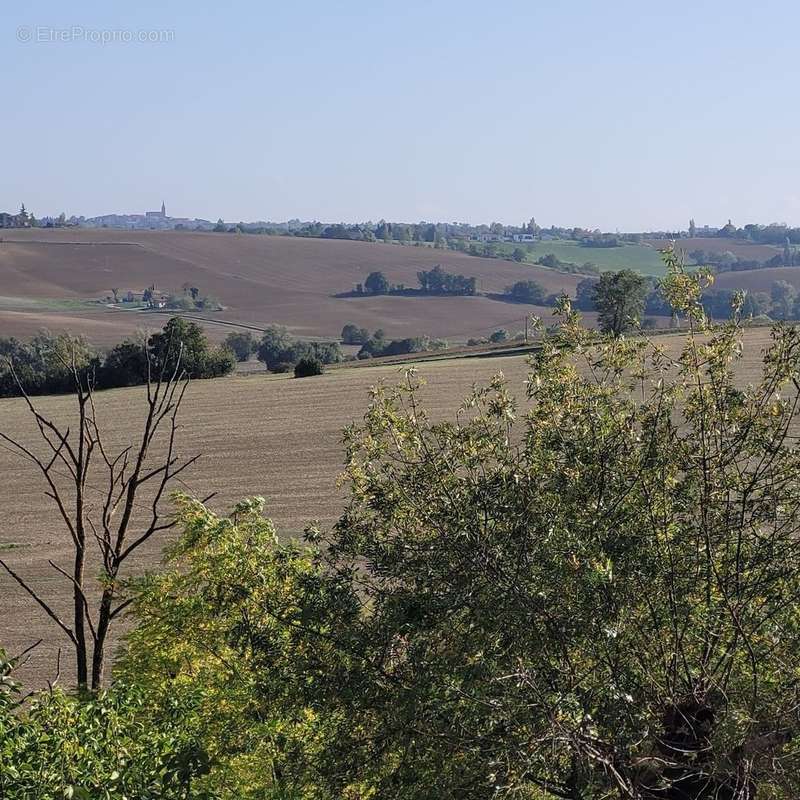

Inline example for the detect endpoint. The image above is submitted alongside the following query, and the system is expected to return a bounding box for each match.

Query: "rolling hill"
[0,230,586,345]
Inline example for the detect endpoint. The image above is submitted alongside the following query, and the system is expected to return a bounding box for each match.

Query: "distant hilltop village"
[74,201,217,231]
[0,201,217,231]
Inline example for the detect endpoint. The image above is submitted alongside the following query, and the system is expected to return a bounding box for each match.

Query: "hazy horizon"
[4,0,800,231]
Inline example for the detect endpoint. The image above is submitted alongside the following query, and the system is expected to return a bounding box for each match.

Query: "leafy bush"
[489,328,508,343]
[416,265,476,295]
[256,326,341,372]
[0,333,96,397]
[340,323,370,345]
[223,331,256,361]
[270,361,295,373]
[364,271,389,294]
[358,335,441,358]
[0,655,204,800]
[294,357,323,378]
[141,318,236,381]
[505,280,545,304]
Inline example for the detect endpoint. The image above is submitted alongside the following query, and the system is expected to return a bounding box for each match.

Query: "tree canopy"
[593,269,649,335]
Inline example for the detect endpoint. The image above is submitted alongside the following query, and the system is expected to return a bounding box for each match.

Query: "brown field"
[0,327,777,687]
[0,229,585,346]
[714,266,800,293]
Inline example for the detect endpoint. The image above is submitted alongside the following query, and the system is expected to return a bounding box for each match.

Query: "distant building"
[145,201,167,220]
[511,233,535,242]
[0,210,30,228]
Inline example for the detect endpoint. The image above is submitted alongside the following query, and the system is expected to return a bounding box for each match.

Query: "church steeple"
[161,200,166,217]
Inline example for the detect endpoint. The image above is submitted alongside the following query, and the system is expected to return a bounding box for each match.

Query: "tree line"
[0,318,236,397]
[353,265,477,296]
[574,269,800,334]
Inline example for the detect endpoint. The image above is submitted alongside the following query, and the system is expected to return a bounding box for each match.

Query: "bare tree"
[0,346,200,690]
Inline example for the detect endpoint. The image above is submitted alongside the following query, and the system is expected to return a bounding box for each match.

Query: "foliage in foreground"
[5,254,800,797]
[0,651,205,800]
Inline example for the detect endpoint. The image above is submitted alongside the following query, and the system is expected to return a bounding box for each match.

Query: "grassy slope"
[485,239,667,276]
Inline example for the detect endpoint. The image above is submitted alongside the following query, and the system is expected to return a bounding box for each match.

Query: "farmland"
[487,238,669,275]
[0,229,586,346]
[647,236,784,262]
[0,326,777,687]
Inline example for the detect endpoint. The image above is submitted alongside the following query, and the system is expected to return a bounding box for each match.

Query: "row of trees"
[536,253,602,275]
[254,326,342,372]
[341,323,384,345]
[689,246,800,272]
[357,331,448,359]
[0,318,236,397]
[575,271,800,333]
[4,255,800,796]
[416,265,476,295]
[504,279,546,304]
[356,267,478,297]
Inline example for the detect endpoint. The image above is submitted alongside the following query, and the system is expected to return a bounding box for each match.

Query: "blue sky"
[3,0,799,230]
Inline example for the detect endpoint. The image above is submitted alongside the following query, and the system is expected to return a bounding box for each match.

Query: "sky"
[2,0,800,231]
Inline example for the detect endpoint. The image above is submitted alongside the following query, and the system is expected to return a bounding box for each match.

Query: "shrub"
[223,331,256,362]
[364,271,389,294]
[101,339,149,387]
[506,280,545,304]
[147,318,235,380]
[294,357,323,378]
[0,333,96,397]
[257,327,341,371]
[341,324,370,345]
[489,328,508,343]
[270,361,294,373]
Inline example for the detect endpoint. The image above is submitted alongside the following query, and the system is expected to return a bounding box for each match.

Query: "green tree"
[148,318,234,379]
[770,280,797,320]
[256,325,293,369]
[294,357,322,377]
[101,339,149,387]
[489,328,508,342]
[593,269,648,335]
[223,331,256,362]
[0,658,206,800]
[341,323,370,345]
[364,271,389,294]
[117,496,347,798]
[307,257,800,797]
[506,279,544,304]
